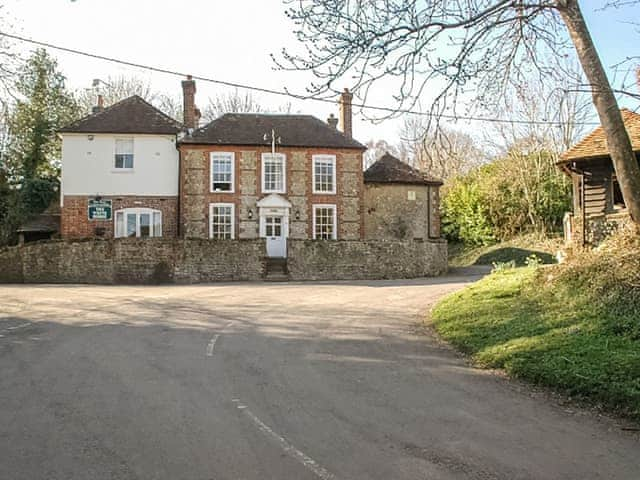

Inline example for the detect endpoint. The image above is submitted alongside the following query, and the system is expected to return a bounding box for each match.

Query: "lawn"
[448,234,562,267]
[431,266,640,420]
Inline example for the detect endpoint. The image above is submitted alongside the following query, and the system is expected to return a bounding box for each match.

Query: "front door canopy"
[257,193,292,209]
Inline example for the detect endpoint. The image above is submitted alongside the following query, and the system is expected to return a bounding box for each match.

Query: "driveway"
[0,271,637,480]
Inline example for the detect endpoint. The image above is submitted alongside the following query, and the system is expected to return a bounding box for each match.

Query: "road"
[0,271,638,480]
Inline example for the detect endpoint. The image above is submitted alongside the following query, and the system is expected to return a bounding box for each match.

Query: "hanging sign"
[88,199,112,221]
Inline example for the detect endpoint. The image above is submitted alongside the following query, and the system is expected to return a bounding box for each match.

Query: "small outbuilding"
[363,153,443,241]
[17,202,61,244]
[558,108,638,245]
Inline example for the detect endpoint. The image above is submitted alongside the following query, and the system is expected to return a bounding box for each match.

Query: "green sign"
[88,199,112,221]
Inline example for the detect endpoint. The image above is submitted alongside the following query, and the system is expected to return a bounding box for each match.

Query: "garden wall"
[287,239,447,281]
[0,239,266,284]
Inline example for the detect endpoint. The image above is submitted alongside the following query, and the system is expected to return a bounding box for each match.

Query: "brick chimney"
[182,75,197,130]
[327,113,338,129]
[338,88,353,138]
[92,94,104,114]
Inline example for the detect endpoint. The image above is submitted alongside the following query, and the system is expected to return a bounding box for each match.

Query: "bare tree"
[278,0,640,225]
[400,117,487,182]
[364,139,402,169]
[202,89,264,122]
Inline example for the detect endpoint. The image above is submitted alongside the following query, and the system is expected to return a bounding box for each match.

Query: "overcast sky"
[2,0,639,144]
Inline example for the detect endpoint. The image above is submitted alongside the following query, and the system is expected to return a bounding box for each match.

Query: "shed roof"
[59,95,183,135]
[364,153,443,185]
[181,113,366,149]
[560,109,640,162]
[17,213,60,233]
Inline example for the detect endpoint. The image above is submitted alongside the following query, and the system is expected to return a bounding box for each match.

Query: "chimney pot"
[339,88,353,139]
[327,113,338,129]
[182,75,197,130]
[92,94,105,115]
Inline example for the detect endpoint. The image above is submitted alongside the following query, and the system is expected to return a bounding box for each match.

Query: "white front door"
[264,215,286,257]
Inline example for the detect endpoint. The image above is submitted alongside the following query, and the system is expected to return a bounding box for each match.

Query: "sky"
[1,0,639,145]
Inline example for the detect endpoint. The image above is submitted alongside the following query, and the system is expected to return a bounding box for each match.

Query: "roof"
[181,113,366,149]
[560,109,640,162]
[59,95,183,135]
[364,153,443,186]
[17,213,60,233]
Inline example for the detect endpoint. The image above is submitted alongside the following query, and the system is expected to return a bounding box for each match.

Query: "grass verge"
[448,234,562,267]
[432,264,640,420]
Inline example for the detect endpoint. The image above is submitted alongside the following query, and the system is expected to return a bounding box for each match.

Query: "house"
[58,95,183,239]
[364,153,442,240]
[177,79,366,257]
[558,109,639,245]
[54,77,446,278]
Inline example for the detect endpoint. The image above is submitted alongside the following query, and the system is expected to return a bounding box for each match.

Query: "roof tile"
[364,153,442,185]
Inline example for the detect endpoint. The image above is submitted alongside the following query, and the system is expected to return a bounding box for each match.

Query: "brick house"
[56,77,445,270]
[59,96,182,239]
[558,108,639,245]
[177,78,366,257]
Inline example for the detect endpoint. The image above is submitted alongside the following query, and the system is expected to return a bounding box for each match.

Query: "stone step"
[265,257,288,281]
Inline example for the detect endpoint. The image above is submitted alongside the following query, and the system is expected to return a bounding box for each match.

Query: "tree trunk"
[558,0,640,225]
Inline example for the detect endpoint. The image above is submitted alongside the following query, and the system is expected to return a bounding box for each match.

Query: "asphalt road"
[1,271,638,480]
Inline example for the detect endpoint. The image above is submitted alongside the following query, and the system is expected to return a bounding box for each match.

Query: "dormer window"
[115,138,134,169]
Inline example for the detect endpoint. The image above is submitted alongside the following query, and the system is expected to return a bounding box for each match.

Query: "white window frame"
[261,152,286,194]
[312,203,338,240]
[114,208,162,238]
[210,152,235,193]
[312,154,336,194]
[114,137,134,170]
[209,203,235,240]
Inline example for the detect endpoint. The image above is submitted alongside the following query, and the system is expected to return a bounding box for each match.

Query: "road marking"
[238,402,336,480]
[205,321,235,357]
[205,334,220,356]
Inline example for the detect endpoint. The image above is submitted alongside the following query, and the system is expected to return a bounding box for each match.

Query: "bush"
[442,149,571,244]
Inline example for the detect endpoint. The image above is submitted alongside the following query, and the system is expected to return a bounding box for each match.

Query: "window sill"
[262,190,286,195]
[312,190,337,195]
[211,190,235,194]
[112,169,135,174]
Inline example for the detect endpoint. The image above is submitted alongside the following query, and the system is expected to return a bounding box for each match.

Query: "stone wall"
[0,239,266,284]
[287,239,447,281]
[364,183,441,240]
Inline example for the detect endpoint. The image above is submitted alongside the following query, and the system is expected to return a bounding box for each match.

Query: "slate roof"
[181,113,366,149]
[59,95,182,135]
[364,153,443,185]
[560,109,640,162]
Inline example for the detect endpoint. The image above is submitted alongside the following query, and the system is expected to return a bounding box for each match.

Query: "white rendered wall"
[61,133,179,196]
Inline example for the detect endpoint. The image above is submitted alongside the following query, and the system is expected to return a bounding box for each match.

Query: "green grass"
[448,234,561,267]
[432,267,640,420]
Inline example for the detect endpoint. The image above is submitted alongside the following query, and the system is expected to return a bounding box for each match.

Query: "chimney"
[327,113,338,129]
[92,94,104,114]
[182,75,197,130]
[338,88,353,138]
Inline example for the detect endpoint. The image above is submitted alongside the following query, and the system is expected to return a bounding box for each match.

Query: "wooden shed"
[558,109,639,245]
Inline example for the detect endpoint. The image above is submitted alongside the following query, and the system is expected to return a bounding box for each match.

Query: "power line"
[0,30,602,126]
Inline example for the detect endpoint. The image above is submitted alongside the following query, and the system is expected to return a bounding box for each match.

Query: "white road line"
[238,402,336,480]
[205,321,235,357]
[205,334,220,357]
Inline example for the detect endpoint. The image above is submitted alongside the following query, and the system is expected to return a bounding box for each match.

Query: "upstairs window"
[313,204,337,240]
[115,208,162,238]
[262,153,286,193]
[115,138,134,169]
[210,152,235,192]
[313,155,336,194]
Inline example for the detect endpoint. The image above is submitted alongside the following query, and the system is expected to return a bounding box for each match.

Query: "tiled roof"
[560,109,640,162]
[59,95,183,135]
[181,113,366,149]
[364,153,443,185]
